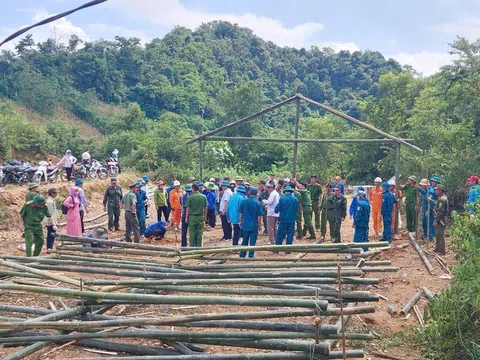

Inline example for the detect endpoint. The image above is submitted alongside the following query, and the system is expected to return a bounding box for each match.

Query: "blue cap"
[381,182,390,190]
[236,185,246,194]
[170,181,174,186]
[135,181,142,187]
[249,187,258,195]
[221,180,230,187]
[142,175,150,182]
[357,190,366,197]
[358,186,365,192]
[74,178,83,186]
[283,185,294,193]
[185,184,193,191]
[195,180,203,186]
[430,176,441,184]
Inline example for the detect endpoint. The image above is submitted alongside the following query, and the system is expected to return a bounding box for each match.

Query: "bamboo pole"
[186,95,298,144]
[82,276,379,287]
[400,291,423,316]
[0,259,84,289]
[408,234,434,275]
[387,305,399,317]
[292,96,300,177]
[0,331,331,354]
[0,283,329,310]
[422,287,435,301]
[57,212,107,227]
[55,246,172,258]
[202,137,414,144]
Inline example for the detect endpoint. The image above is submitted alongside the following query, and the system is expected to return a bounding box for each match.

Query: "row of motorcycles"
[0,158,119,186]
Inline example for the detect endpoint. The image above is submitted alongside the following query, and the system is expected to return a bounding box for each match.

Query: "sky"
[1,0,480,76]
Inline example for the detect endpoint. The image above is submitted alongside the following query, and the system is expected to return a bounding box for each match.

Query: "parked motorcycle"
[1,163,34,185]
[33,161,58,184]
[87,159,108,180]
[105,157,119,177]
[60,163,88,182]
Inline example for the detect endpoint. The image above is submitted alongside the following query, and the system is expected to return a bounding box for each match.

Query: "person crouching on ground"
[239,186,264,258]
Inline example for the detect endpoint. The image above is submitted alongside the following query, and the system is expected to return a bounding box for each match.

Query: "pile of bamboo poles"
[0,234,394,359]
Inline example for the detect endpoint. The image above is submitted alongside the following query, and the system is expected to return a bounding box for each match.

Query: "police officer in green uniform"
[25,183,39,201]
[19,195,54,257]
[433,185,449,255]
[290,180,303,239]
[319,184,335,241]
[186,183,207,247]
[331,186,347,243]
[298,181,316,239]
[307,176,322,230]
[103,178,123,231]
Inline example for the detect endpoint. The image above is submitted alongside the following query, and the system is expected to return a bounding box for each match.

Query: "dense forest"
[0,21,479,198]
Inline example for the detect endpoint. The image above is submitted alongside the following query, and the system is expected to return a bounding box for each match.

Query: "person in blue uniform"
[135,182,148,237]
[349,186,369,219]
[144,218,173,240]
[380,182,396,243]
[353,190,370,251]
[227,185,246,245]
[418,178,436,241]
[238,187,264,258]
[274,185,299,251]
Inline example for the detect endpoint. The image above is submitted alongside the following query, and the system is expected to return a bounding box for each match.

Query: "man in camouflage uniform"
[331,186,347,243]
[307,176,322,230]
[298,181,316,239]
[433,185,449,255]
[319,184,335,241]
[19,195,54,257]
[103,178,123,231]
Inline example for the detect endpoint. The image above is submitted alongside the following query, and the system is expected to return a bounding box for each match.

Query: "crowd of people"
[17,172,480,259]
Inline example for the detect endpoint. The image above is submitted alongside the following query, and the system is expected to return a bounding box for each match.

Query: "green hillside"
[0,22,479,192]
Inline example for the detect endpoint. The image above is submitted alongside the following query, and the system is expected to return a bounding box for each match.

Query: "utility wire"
[0,0,107,48]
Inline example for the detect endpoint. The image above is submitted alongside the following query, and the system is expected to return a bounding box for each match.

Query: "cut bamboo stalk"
[400,291,423,316]
[0,259,84,289]
[413,305,425,327]
[0,283,329,310]
[55,234,177,252]
[387,305,399,317]
[57,212,107,227]
[370,352,405,360]
[408,233,434,275]
[422,287,435,301]
[55,246,172,258]
[83,276,379,287]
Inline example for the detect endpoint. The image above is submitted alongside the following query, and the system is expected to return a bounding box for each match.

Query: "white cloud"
[433,17,480,39]
[106,0,325,48]
[390,50,454,76]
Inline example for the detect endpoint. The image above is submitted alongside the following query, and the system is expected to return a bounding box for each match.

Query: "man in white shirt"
[262,181,280,244]
[219,180,233,241]
[81,149,91,165]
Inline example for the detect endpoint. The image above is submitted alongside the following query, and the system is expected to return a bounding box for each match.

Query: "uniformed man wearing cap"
[297,181,316,240]
[186,183,208,247]
[307,175,322,230]
[433,185,449,255]
[25,183,39,202]
[400,175,418,235]
[103,178,123,232]
[353,190,370,250]
[121,183,140,243]
[19,195,54,257]
[419,178,436,241]
[289,180,303,240]
[205,182,217,229]
[180,183,193,247]
[319,184,335,241]
[331,186,347,243]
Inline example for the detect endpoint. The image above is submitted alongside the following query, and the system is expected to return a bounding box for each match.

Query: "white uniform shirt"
[220,188,233,212]
[262,190,280,217]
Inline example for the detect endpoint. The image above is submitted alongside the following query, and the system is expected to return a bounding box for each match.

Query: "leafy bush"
[420,205,480,359]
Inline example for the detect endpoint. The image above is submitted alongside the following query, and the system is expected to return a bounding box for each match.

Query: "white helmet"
[173,180,180,186]
[374,177,382,183]
[388,179,396,186]
[284,178,290,183]
[66,150,71,154]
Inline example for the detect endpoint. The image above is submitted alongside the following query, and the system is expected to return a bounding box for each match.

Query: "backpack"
[61,195,74,215]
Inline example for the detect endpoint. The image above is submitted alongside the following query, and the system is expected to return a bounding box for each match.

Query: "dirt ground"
[0,179,455,359]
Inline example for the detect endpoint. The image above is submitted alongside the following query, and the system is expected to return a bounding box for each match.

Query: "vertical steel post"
[394,143,400,234]
[292,96,300,177]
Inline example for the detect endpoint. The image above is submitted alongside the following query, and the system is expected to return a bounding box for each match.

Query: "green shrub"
[420,205,480,359]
